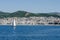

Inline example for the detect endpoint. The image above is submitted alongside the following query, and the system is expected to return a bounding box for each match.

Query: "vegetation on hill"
[0,11,60,18]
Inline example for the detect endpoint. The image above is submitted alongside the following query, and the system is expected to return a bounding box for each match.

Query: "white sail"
[13,19,16,30]
[14,19,16,26]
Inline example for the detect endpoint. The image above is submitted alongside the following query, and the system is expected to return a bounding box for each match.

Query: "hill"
[0,11,60,18]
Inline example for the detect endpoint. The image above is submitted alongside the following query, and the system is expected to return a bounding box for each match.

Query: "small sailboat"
[13,19,16,30]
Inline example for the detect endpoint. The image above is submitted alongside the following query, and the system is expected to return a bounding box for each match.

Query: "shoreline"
[0,24,60,26]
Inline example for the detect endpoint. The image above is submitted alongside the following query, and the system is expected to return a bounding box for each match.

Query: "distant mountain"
[0,11,60,18]
[9,11,27,17]
[0,11,11,18]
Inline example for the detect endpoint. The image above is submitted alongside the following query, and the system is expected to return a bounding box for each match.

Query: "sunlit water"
[0,25,60,40]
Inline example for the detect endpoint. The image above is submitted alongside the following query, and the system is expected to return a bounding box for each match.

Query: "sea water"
[0,25,60,40]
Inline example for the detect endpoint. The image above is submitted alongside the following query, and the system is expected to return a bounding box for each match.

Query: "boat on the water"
[12,19,16,30]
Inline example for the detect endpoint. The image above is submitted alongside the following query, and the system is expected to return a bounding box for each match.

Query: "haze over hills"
[0,11,60,18]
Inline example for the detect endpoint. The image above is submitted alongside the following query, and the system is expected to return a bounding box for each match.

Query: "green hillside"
[0,11,60,18]
[0,11,10,18]
[8,11,27,17]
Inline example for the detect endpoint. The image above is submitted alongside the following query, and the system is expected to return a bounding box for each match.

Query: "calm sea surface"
[0,25,60,40]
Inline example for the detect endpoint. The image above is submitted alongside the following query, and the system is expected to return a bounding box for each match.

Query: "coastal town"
[0,16,60,25]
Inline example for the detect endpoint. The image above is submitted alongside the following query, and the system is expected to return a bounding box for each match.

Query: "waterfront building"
[0,17,60,25]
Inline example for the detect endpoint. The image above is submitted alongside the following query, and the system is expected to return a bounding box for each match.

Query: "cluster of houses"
[0,16,60,25]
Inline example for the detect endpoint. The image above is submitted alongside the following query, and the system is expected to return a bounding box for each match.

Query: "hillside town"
[0,16,60,25]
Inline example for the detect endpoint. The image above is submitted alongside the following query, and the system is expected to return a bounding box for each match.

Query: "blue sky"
[0,0,60,13]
